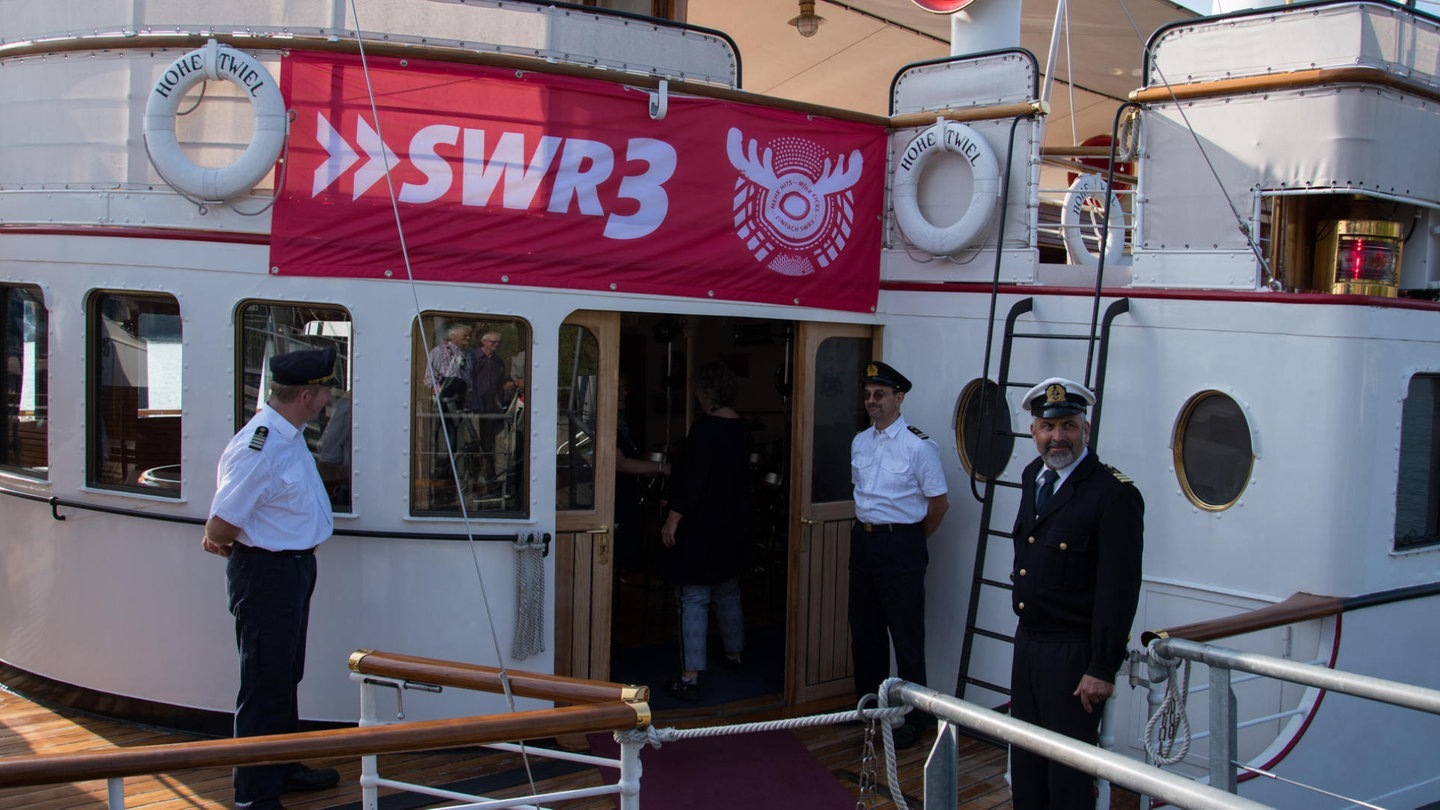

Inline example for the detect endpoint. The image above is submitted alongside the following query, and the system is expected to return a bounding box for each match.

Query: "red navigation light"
[1317,219,1403,296]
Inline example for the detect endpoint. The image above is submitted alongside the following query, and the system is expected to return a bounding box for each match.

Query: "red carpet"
[589,728,854,808]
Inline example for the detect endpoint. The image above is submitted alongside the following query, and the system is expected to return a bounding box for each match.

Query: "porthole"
[955,378,1012,480]
[1174,391,1253,510]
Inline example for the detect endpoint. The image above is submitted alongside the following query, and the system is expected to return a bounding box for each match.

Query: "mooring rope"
[614,683,914,808]
[1143,648,1192,766]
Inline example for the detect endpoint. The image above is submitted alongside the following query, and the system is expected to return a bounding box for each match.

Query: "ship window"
[955,378,1012,480]
[0,285,48,477]
[812,336,869,503]
[1394,375,1440,552]
[1173,391,1253,511]
[88,292,182,495]
[412,313,530,518]
[235,302,353,512]
[556,324,599,512]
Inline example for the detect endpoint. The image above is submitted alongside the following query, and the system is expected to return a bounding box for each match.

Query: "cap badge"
[866,363,878,377]
[1045,383,1067,404]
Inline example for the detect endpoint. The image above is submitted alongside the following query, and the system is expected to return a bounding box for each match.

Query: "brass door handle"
[589,526,611,565]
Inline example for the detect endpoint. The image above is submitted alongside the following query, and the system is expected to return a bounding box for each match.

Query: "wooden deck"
[0,685,1031,809]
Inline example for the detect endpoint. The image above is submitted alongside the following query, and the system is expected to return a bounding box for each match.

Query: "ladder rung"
[969,626,1015,643]
[1010,331,1094,341]
[977,577,1013,590]
[962,676,1012,696]
[982,527,1015,540]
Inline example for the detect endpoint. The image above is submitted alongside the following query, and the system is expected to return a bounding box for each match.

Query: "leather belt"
[858,521,922,533]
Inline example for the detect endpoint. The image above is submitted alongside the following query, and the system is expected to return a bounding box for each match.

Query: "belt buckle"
[863,522,874,533]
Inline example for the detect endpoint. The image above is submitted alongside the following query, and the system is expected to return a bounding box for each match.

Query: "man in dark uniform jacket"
[1009,377,1143,810]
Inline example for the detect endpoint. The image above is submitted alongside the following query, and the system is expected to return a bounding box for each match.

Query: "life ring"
[143,39,286,201]
[1061,173,1127,266]
[892,119,1001,256]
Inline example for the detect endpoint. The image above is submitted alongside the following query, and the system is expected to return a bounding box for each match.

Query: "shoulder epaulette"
[907,425,930,441]
[1105,464,1132,483]
[248,426,269,451]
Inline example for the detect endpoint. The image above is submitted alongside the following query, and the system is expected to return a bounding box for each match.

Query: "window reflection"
[236,302,353,511]
[0,286,47,477]
[556,324,599,512]
[89,292,181,495]
[412,313,530,517]
[1395,375,1440,551]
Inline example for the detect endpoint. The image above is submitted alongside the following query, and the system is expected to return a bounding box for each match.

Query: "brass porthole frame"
[954,378,1013,482]
[1173,390,1255,512]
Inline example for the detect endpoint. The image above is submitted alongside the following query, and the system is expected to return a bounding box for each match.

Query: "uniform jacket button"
[1019,568,1027,576]
[1017,602,1025,610]
[1027,536,1035,544]
[1059,542,1068,551]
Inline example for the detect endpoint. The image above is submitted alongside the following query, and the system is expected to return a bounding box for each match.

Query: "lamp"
[789,0,824,37]
[1315,219,1404,297]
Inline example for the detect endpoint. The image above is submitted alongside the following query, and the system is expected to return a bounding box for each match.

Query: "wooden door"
[786,323,876,704]
[554,311,620,681]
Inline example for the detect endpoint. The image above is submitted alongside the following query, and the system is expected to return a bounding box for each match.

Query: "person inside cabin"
[1008,377,1144,810]
[316,389,351,505]
[614,376,669,575]
[424,323,472,477]
[201,347,343,809]
[465,330,524,490]
[848,361,949,750]
[659,361,755,701]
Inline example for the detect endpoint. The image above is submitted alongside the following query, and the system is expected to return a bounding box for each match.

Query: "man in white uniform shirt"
[849,361,949,749]
[203,346,342,809]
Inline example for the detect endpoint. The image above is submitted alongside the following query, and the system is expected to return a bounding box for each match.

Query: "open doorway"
[608,313,795,712]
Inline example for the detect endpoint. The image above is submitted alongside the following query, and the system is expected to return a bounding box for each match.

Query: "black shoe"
[891,724,920,750]
[666,678,700,701]
[717,654,744,673]
[282,764,340,792]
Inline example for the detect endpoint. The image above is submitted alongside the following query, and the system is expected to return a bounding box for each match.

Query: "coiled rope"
[1143,649,1192,766]
[511,534,547,660]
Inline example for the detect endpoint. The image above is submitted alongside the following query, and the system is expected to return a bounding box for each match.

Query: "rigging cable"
[342,0,539,795]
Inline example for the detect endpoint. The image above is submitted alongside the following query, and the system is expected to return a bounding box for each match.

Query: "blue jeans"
[675,578,745,673]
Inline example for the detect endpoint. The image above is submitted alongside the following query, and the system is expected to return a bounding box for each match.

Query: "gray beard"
[1043,446,1077,469]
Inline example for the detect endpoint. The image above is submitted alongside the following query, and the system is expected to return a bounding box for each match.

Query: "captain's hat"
[1021,377,1094,418]
[270,346,340,387]
[862,361,912,393]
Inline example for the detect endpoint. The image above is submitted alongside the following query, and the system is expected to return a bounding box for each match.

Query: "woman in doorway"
[660,361,754,701]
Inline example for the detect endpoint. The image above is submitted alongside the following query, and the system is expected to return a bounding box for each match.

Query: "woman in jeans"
[660,361,754,701]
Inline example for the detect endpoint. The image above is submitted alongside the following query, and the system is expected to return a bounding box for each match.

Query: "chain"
[856,709,879,809]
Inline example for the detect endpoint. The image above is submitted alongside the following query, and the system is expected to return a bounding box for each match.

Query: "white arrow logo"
[312,114,358,197]
[310,114,398,199]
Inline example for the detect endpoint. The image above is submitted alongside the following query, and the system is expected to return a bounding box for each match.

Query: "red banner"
[269,53,884,312]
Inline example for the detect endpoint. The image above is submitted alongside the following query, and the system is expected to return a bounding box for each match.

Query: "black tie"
[1035,469,1057,514]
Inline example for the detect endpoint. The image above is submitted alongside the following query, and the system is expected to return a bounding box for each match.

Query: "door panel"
[787,323,874,704]
[554,311,619,681]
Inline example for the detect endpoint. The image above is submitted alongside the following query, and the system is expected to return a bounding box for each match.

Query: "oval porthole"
[1174,391,1253,510]
[955,378,1013,480]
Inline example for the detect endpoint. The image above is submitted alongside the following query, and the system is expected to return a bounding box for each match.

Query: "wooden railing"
[1140,591,1342,646]
[0,651,651,801]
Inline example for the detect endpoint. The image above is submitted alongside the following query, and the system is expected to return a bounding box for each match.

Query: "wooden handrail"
[0,701,645,788]
[349,649,649,704]
[1131,66,1440,107]
[1140,591,1342,646]
[890,99,1050,129]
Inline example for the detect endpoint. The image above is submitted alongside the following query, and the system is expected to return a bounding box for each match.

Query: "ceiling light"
[790,0,825,37]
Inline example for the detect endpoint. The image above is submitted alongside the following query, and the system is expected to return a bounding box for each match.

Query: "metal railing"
[0,651,652,809]
[1149,637,1440,797]
[887,681,1275,810]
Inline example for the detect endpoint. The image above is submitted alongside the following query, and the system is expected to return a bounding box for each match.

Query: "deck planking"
[0,686,1138,809]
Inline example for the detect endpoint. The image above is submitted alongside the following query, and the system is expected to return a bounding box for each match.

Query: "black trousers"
[227,543,318,810]
[1009,625,1101,810]
[848,521,928,719]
